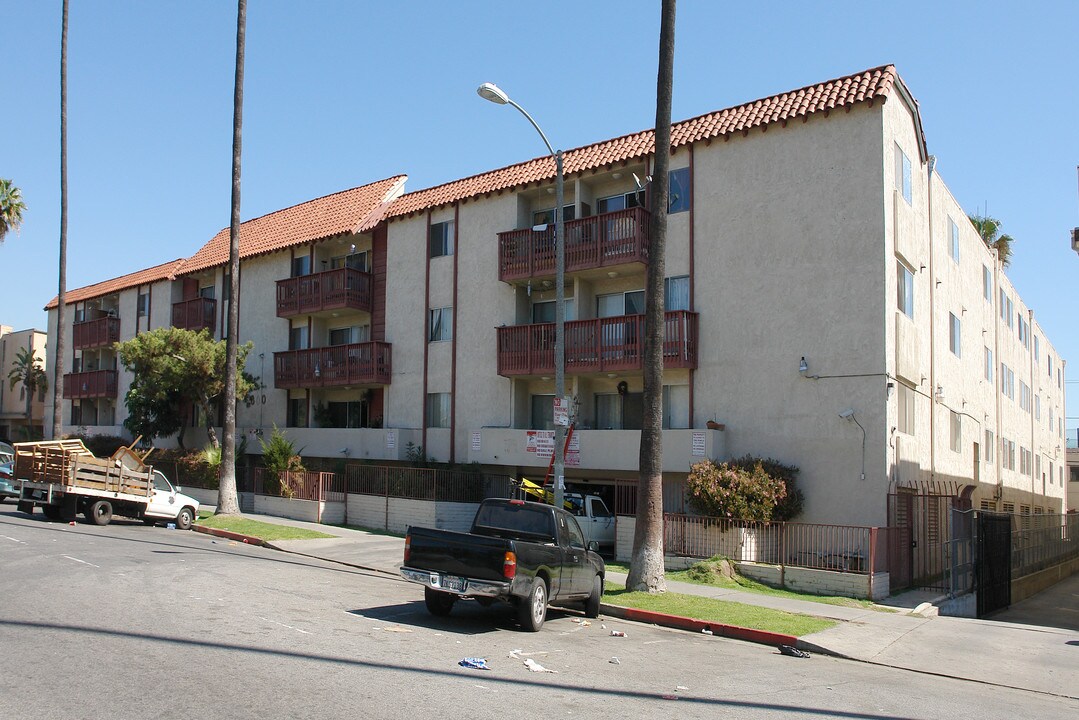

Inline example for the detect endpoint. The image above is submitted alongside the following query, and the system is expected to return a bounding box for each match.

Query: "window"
[897,382,915,435]
[984,430,994,464]
[999,289,1013,328]
[1048,354,1054,378]
[668,167,691,213]
[289,325,308,351]
[1001,437,1015,471]
[661,385,690,429]
[199,285,215,299]
[1034,335,1040,363]
[1000,363,1014,400]
[897,261,914,318]
[595,393,643,430]
[532,205,576,226]
[984,347,993,383]
[1035,394,1041,420]
[322,401,367,429]
[597,190,644,214]
[950,411,961,453]
[948,313,961,357]
[1018,315,1028,348]
[665,275,690,311]
[949,217,960,263]
[287,397,307,428]
[291,255,310,278]
[428,307,453,342]
[328,326,367,346]
[983,265,992,302]
[1020,447,1031,476]
[564,516,587,549]
[597,291,645,318]
[426,393,450,428]
[531,299,576,323]
[894,143,912,204]
[1049,407,1054,430]
[330,251,369,272]
[429,220,454,258]
[530,395,554,430]
[1019,381,1030,413]
[137,293,149,317]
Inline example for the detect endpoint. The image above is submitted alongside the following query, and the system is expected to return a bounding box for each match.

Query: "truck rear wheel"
[424,587,456,617]
[85,500,112,526]
[175,507,194,531]
[584,574,602,618]
[518,577,547,632]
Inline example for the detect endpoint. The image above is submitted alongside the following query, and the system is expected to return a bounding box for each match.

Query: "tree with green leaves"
[6,345,47,440]
[969,214,1014,268]
[116,327,257,450]
[0,178,27,243]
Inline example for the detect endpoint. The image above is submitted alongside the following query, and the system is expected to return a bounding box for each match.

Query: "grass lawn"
[196,514,337,542]
[604,561,878,610]
[603,582,835,637]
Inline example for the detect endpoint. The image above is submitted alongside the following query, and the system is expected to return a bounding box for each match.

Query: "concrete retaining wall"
[1011,554,1079,605]
[344,493,480,534]
[254,495,320,523]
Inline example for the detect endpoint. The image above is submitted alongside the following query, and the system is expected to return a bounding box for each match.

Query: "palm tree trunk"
[216,0,246,516]
[626,0,675,593]
[52,0,69,440]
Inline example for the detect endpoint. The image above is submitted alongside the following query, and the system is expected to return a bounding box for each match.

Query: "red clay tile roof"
[45,258,185,309]
[388,64,906,218]
[179,175,407,275]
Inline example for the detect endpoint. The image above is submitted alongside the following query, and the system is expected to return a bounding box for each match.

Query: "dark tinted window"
[474,503,554,539]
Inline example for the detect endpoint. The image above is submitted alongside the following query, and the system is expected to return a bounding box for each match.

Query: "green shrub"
[259,426,303,497]
[151,448,219,489]
[685,455,803,522]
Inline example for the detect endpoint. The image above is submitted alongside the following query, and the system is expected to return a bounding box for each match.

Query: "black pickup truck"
[401,498,606,631]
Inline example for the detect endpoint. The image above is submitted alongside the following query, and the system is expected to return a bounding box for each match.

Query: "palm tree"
[217,0,247,516]
[0,178,27,242]
[626,0,676,594]
[7,345,48,440]
[53,0,69,439]
[969,214,1014,268]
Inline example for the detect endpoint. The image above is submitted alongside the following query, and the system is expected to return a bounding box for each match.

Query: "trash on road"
[701,628,713,635]
[383,625,413,633]
[571,618,591,627]
[778,644,810,658]
[676,685,689,691]
[523,658,557,673]
[610,630,626,637]
[459,657,491,670]
[609,657,620,665]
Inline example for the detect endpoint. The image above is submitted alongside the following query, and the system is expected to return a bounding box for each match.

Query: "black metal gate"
[887,488,961,592]
[975,512,1012,617]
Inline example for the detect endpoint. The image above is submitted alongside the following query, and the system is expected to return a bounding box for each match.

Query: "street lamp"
[478,82,567,509]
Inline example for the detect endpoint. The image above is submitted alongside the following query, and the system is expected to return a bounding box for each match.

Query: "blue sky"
[2,1,1077,433]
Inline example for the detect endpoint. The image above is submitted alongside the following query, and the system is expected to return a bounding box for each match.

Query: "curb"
[599,603,800,649]
[192,524,267,546]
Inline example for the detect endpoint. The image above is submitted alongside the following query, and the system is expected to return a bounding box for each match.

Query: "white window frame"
[948,217,960,264]
[897,382,915,435]
[949,313,961,358]
[897,261,914,318]
[894,143,912,204]
[428,307,453,342]
[429,220,455,258]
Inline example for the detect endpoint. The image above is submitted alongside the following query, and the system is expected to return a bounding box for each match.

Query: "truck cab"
[563,492,615,552]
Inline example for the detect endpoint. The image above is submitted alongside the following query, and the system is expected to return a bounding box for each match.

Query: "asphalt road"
[1,508,1075,720]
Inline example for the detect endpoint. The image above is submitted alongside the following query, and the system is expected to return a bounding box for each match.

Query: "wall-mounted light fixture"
[935,385,944,403]
[886,381,895,398]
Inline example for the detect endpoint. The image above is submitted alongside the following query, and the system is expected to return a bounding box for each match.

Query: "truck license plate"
[440,574,466,592]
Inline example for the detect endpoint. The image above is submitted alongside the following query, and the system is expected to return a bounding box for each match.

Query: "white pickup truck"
[14,439,200,529]
[562,492,615,552]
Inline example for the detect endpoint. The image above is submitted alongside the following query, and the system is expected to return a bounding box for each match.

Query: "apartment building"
[0,326,47,440]
[42,64,1068,527]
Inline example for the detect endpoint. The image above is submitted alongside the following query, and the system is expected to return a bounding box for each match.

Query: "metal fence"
[343,465,514,503]
[1011,513,1079,578]
[661,513,884,575]
[251,468,339,501]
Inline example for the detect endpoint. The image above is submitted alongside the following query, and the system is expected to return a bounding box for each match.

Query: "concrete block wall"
[386,497,436,534]
[254,495,320,523]
[321,501,346,526]
[737,562,889,600]
[346,493,388,530]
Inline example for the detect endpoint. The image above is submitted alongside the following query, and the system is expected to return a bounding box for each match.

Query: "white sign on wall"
[471,431,481,452]
[553,397,571,427]
[386,430,396,450]
[525,430,580,465]
[691,431,706,457]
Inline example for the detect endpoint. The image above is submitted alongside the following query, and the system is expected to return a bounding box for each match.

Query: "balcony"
[172,297,217,333]
[63,370,118,399]
[276,267,373,318]
[274,342,392,389]
[498,206,650,282]
[73,316,120,350]
[497,310,698,377]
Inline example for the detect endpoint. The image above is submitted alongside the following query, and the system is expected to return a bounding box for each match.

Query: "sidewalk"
[199,512,1079,699]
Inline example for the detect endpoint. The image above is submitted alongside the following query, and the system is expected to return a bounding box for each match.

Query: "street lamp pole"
[478,82,567,509]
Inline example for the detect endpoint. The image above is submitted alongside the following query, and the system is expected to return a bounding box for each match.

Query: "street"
[1,508,1075,720]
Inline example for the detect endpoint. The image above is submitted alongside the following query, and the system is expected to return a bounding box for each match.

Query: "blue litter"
[459,657,490,670]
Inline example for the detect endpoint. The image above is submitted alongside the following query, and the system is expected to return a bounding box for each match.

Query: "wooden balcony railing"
[63,370,118,399]
[276,267,373,318]
[274,342,392,389]
[172,297,217,333]
[497,310,698,377]
[498,206,651,282]
[72,316,120,350]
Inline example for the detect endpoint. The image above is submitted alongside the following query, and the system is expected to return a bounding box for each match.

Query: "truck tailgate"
[407,527,511,583]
